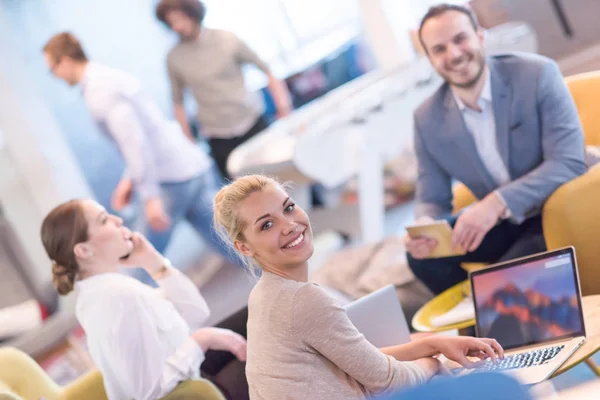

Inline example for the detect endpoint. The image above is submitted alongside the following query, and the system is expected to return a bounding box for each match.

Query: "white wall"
[0,10,92,284]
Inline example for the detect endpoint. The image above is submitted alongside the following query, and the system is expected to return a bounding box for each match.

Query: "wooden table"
[552,295,600,377]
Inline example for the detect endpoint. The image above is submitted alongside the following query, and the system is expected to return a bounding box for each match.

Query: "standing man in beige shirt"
[156,0,292,180]
[213,175,504,400]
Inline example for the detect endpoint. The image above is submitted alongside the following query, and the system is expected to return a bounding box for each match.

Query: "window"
[279,0,360,43]
[203,0,363,85]
[203,0,286,62]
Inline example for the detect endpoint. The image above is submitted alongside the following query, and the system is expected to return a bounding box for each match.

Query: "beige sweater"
[246,271,428,400]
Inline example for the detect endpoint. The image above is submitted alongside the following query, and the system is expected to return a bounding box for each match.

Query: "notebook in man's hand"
[406,220,466,258]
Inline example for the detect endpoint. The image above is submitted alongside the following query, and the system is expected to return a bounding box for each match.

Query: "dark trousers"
[407,215,546,295]
[208,117,269,181]
[201,307,249,400]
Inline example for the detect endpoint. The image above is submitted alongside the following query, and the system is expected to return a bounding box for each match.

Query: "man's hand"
[405,216,438,259]
[144,197,171,232]
[451,193,507,253]
[111,179,134,211]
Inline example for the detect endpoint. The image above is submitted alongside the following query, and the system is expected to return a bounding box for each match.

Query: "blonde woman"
[213,175,504,400]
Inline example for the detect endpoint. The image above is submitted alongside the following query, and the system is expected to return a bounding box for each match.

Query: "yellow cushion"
[60,370,107,400]
[411,280,475,332]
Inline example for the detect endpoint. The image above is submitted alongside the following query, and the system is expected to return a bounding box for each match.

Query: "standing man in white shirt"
[155,0,293,180]
[42,32,236,281]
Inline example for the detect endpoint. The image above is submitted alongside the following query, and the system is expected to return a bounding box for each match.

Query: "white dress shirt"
[75,268,210,400]
[81,62,212,201]
[452,69,512,216]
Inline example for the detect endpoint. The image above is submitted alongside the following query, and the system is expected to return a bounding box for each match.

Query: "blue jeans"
[126,167,238,284]
[407,215,546,295]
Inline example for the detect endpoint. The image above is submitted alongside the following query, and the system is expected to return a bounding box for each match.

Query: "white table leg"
[358,142,385,243]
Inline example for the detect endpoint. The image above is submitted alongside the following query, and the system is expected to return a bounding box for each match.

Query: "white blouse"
[75,268,210,400]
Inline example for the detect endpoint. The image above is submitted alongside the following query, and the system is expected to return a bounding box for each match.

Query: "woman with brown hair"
[213,175,505,399]
[40,199,247,400]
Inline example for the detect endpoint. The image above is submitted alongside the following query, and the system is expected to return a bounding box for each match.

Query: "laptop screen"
[471,248,585,350]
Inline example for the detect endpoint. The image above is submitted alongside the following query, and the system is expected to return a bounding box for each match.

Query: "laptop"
[458,247,586,385]
[344,285,412,347]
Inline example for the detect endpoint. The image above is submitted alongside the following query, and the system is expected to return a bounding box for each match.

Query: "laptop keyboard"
[476,344,565,372]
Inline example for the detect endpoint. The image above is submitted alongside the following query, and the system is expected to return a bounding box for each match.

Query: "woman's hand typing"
[428,336,504,369]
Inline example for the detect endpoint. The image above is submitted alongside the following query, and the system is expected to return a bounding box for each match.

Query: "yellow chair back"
[543,165,600,296]
[565,71,600,146]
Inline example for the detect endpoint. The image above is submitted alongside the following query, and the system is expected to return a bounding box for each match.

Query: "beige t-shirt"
[167,28,269,138]
[246,271,428,400]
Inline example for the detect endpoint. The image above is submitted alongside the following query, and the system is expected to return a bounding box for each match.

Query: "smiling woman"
[212,175,505,400]
[213,175,313,281]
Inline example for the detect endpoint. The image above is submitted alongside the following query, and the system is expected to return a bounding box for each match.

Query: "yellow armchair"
[0,347,225,400]
[0,347,63,400]
[451,183,478,215]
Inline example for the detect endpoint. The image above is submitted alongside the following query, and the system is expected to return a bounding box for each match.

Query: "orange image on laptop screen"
[472,253,583,349]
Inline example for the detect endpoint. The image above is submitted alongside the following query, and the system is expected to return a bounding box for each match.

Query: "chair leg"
[584,358,600,377]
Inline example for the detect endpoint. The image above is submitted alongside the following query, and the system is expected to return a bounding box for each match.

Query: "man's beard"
[442,51,486,89]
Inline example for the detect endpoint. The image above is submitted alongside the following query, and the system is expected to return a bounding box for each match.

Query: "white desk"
[228,59,438,242]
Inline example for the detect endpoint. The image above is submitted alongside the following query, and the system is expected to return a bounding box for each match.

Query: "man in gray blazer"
[405,4,587,295]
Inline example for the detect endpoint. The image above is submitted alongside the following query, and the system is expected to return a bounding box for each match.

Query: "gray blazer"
[413,53,587,223]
